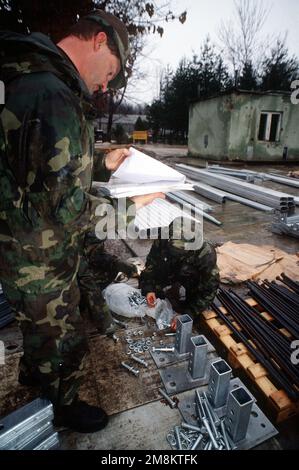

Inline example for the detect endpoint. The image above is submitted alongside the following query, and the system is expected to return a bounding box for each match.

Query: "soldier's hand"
[171,314,180,332]
[104,148,130,171]
[146,292,157,308]
[131,193,165,210]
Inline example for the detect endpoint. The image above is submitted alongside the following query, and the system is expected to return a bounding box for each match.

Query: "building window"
[258,112,282,142]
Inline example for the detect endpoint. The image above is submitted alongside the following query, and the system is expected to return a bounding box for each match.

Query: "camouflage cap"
[83,9,129,89]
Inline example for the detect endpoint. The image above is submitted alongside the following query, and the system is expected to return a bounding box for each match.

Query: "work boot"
[54,399,109,433]
[18,370,41,387]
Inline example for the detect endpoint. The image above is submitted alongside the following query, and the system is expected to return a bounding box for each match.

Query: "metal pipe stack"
[176,164,296,211]
[271,210,299,238]
[167,192,222,226]
[212,283,299,400]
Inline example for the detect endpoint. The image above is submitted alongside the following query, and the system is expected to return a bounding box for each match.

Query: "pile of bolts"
[167,391,234,451]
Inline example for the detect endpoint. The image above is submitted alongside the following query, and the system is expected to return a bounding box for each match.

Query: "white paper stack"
[93,147,194,198]
[92,147,197,230]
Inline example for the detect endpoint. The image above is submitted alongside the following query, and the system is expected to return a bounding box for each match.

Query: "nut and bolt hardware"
[174,426,182,450]
[191,433,204,450]
[196,391,219,450]
[113,318,128,329]
[131,355,148,368]
[181,422,206,434]
[152,347,175,353]
[220,419,231,450]
[112,333,119,343]
[121,361,139,377]
[158,388,177,409]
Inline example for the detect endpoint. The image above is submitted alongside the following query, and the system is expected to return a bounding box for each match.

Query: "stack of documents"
[92,147,197,230]
[93,147,194,197]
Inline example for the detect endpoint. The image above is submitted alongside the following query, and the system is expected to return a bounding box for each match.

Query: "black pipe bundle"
[247,280,299,338]
[212,286,299,400]
[277,273,299,296]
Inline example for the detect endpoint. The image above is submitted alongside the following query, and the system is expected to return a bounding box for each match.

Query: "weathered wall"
[229,93,299,161]
[188,92,299,161]
[188,95,232,160]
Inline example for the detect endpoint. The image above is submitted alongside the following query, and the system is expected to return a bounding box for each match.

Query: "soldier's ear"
[94,32,108,52]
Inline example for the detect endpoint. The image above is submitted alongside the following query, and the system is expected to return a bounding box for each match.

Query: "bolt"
[220,419,231,450]
[112,333,119,343]
[203,440,210,450]
[113,318,128,329]
[158,388,177,409]
[181,422,205,433]
[203,392,221,426]
[165,333,176,336]
[191,433,204,451]
[174,426,182,450]
[152,347,175,353]
[121,361,139,377]
[201,416,219,449]
[131,355,148,368]
[202,396,221,441]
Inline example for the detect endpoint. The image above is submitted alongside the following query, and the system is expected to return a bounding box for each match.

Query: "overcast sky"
[126,0,299,106]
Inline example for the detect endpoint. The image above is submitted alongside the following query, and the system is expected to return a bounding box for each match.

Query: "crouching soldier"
[78,232,137,334]
[139,222,219,321]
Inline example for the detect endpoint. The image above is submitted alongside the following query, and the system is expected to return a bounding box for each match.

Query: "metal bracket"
[159,335,218,394]
[177,378,277,450]
[150,332,215,368]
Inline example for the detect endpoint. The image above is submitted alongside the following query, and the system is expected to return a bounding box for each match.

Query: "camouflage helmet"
[83,9,130,89]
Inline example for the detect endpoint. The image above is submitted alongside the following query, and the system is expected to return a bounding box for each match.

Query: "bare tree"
[218,0,271,85]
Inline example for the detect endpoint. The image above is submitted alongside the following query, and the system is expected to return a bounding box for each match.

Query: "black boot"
[54,399,109,433]
[18,370,41,387]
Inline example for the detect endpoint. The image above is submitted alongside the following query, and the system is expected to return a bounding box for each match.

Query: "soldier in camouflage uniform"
[0,10,162,432]
[78,232,137,334]
[139,221,219,318]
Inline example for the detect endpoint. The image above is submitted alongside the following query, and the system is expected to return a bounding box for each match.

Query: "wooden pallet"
[202,297,299,423]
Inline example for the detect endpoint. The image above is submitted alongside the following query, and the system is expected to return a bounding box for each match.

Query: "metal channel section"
[169,191,213,213]
[33,432,60,450]
[207,359,232,408]
[176,164,295,210]
[177,378,278,450]
[225,386,254,443]
[0,399,58,450]
[167,193,222,226]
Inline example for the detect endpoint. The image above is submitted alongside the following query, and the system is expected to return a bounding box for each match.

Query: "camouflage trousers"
[2,279,88,407]
[77,256,115,335]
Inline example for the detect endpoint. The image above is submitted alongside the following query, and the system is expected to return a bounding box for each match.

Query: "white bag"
[102,283,147,318]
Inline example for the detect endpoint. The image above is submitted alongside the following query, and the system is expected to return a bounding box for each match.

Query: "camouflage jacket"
[139,237,220,316]
[0,31,114,295]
